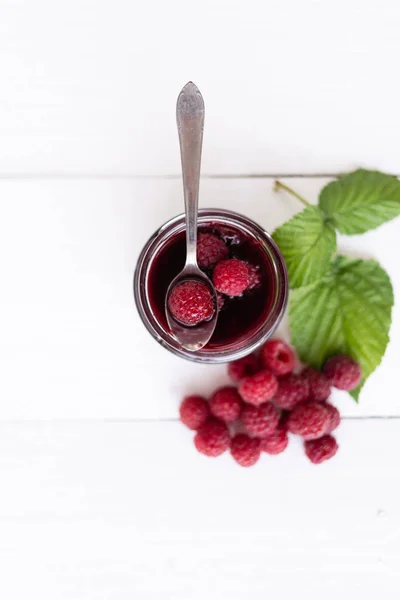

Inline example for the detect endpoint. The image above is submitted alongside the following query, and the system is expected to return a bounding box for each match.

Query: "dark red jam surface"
[148,224,276,350]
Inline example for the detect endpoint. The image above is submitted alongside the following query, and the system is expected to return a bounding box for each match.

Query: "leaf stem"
[274,180,311,208]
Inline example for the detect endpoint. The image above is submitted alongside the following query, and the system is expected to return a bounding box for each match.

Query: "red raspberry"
[273,374,309,410]
[194,418,230,457]
[305,435,338,464]
[228,353,260,382]
[230,434,261,467]
[260,339,296,377]
[168,280,214,326]
[197,232,229,270]
[323,355,362,391]
[180,395,210,430]
[241,402,280,437]
[324,403,341,433]
[302,367,331,402]
[287,401,329,440]
[210,387,243,423]
[260,428,289,454]
[247,264,262,290]
[238,370,278,406]
[212,259,250,296]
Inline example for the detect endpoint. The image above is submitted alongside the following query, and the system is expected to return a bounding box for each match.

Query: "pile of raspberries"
[179,340,362,466]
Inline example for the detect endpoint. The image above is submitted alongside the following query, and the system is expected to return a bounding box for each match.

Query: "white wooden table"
[1,1,400,598]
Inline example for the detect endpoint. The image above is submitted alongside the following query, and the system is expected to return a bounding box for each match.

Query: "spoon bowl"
[165,266,218,351]
[165,82,218,351]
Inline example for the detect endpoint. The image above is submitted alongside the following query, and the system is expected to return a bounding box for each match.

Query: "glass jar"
[134,209,288,363]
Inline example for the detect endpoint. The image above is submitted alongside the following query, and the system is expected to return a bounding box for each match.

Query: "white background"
[0,1,399,598]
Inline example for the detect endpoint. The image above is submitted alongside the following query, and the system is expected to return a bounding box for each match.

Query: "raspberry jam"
[134,209,288,363]
[148,224,277,349]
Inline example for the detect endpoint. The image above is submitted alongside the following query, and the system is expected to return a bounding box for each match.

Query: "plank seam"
[0,173,344,181]
[0,416,398,425]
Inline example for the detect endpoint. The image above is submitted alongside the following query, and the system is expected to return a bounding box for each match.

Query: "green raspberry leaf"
[319,169,400,234]
[289,256,394,401]
[272,206,336,289]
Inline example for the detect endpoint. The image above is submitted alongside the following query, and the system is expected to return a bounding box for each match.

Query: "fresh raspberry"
[228,353,260,382]
[194,418,230,457]
[230,434,261,467]
[210,387,243,423]
[273,374,309,410]
[260,339,296,377]
[324,404,341,433]
[247,264,262,290]
[168,280,214,326]
[197,232,229,270]
[238,370,278,406]
[287,401,329,440]
[323,355,362,391]
[305,435,338,464]
[212,259,250,296]
[180,395,210,430]
[241,402,280,437]
[260,428,289,454]
[302,367,331,402]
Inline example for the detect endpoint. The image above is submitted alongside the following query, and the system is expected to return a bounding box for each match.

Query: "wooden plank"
[0,420,399,599]
[0,178,398,419]
[0,1,400,175]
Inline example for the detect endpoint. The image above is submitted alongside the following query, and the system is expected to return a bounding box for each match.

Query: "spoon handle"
[176,82,205,267]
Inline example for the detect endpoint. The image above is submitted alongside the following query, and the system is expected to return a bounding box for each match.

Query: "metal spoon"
[165,82,218,351]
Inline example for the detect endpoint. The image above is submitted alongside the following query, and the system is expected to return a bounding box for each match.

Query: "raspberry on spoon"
[168,280,214,326]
